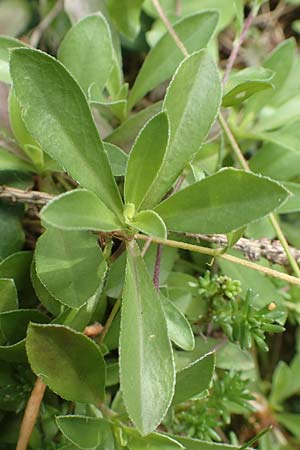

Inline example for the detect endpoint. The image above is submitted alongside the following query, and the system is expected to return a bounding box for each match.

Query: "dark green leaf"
[41,190,123,232]
[10,48,123,218]
[155,169,289,234]
[56,415,105,449]
[160,294,194,351]
[35,228,107,309]
[143,50,222,208]
[125,112,169,211]
[172,352,215,405]
[120,241,175,435]
[26,323,106,404]
[0,279,18,312]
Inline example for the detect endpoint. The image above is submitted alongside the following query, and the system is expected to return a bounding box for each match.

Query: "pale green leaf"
[143,50,222,209]
[172,352,215,405]
[128,11,219,109]
[10,48,123,218]
[120,241,175,435]
[58,13,113,99]
[0,0,31,37]
[107,0,144,40]
[125,112,169,210]
[106,101,162,152]
[0,148,33,172]
[104,142,128,177]
[173,435,250,450]
[160,294,194,351]
[41,189,123,232]
[26,323,106,404]
[0,279,18,312]
[127,210,167,239]
[56,415,104,449]
[35,228,107,309]
[278,182,300,213]
[155,169,289,234]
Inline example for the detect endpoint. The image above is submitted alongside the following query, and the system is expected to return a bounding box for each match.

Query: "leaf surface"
[58,13,113,99]
[143,50,221,208]
[10,48,123,218]
[128,11,219,109]
[26,323,106,404]
[41,190,123,232]
[155,169,289,233]
[120,241,175,435]
[56,415,104,449]
[35,228,107,309]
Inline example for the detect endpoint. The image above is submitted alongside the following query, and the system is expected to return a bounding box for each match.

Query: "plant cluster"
[0,1,299,450]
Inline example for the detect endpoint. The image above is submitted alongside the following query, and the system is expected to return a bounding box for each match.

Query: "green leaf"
[0,309,48,344]
[30,261,61,316]
[143,50,222,208]
[0,204,25,262]
[41,190,123,232]
[160,294,194,351]
[107,0,144,41]
[56,415,104,449]
[172,352,215,405]
[128,11,219,109]
[0,34,27,83]
[172,435,249,450]
[35,228,107,309]
[0,0,31,37]
[222,67,274,107]
[250,142,300,181]
[127,210,167,239]
[26,323,106,404]
[276,413,300,438]
[104,142,128,177]
[10,48,123,219]
[106,101,162,152]
[155,169,289,234]
[125,112,169,211]
[278,182,300,213]
[120,241,175,435]
[125,428,184,450]
[0,279,18,312]
[0,147,34,172]
[8,89,44,171]
[270,356,300,407]
[57,13,113,99]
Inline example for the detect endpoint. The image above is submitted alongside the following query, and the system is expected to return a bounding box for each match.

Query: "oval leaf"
[142,50,222,209]
[120,241,175,435]
[26,323,106,404]
[128,11,219,109]
[128,210,167,239]
[172,352,215,405]
[35,228,107,309]
[58,13,113,99]
[41,189,123,232]
[160,294,195,351]
[155,168,290,234]
[56,415,104,449]
[10,48,123,218]
[125,112,169,211]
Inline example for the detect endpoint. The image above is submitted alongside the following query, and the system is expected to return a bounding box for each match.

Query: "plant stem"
[135,234,300,287]
[153,244,163,288]
[99,297,121,344]
[151,0,189,58]
[30,0,64,47]
[222,11,256,85]
[16,378,46,450]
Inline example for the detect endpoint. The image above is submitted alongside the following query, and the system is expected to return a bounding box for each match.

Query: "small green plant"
[0,1,300,450]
